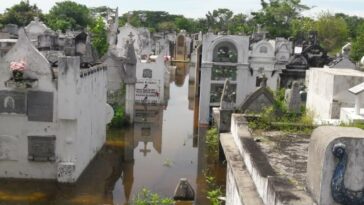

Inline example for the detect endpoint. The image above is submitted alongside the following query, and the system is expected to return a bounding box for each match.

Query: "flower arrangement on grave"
[216,47,237,62]
[10,60,27,82]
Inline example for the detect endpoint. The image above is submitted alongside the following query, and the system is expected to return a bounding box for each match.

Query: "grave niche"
[0,91,26,114]
[27,91,54,122]
[213,42,238,63]
[28,136,56,162]
[210,83,236,104]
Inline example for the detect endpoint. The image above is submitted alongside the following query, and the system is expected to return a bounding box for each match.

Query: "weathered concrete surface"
[220,133,264,205]
[306,68,364,121]
[227,114,314,205]
[307,126,364,205]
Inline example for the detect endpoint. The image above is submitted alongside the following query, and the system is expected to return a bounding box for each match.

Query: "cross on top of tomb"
[128,32,134,40]
[259,74,267,87]
[140,142,151,156]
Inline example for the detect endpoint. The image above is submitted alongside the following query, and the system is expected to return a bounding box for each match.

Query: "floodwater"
[0,63,225,205]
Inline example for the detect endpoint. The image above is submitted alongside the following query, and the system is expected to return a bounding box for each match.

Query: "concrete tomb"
[306,68,364,123]
[340,82,364,124]
[238,75,275,114]
[198,32,291,124]
[307,126,364,205]
[0,29,111,182]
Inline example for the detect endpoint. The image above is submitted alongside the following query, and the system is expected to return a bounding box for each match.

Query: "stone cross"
[128,32,134,40]
[140,142,151,156]
[259,74,267,88]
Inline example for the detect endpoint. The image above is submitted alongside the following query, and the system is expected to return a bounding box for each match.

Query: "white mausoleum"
[0,29,112,183]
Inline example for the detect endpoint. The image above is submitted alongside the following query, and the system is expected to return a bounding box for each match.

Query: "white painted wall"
[306,68,364,121]
[0,30,110,183]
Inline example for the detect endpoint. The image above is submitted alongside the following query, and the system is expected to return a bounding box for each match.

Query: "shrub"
[108,105,129,128]
[132,188,174,205]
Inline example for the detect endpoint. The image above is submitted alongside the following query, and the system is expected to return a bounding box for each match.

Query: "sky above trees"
[1,0,364,18]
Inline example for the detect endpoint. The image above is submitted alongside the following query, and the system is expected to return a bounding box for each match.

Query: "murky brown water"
[0,63,225,205]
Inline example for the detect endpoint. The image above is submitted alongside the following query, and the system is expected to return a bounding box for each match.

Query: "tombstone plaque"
[28,136,56,162]
[0,91,26,114]
[27,91,54,122]
[142,69,152,78]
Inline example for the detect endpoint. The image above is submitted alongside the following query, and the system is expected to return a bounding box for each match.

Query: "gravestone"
[239,75,275,114]
[0,91,26,114]
[27,91,54,122]
[307,126,364,205]
[28,135,56,161]
[285,81,301,113]
[220,79,235,110]
[213,79,235,132]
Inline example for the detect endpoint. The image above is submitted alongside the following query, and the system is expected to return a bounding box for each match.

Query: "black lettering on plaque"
[142,69,152,78]
[28,136,56,162]
[0,91,26,114]
[27,91,54,122]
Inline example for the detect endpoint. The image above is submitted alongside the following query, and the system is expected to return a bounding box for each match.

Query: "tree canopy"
[1,0,42,26]
[45,1,92,31]
[1,0,364,61]
[251,0,310,37]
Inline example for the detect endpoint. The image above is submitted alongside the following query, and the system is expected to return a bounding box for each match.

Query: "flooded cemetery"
[1,1,364,205]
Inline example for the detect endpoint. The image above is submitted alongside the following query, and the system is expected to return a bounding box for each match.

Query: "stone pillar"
[125,84,135,123]
[355,95,360,115]
[198,63,212,125]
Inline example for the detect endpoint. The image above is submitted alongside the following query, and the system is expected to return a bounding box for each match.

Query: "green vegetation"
[205,127,219,160]
[90,16,108,56]
[108,105,129,128]
[45,1,92,31]
[1,0,42,26]
[340,121,364,130]
[132,188,174,205]
[248,89,314,133]
[204,169,223,205]
[1,0,364,61]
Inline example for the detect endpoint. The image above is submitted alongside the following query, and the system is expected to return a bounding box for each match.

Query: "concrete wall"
[307,126,364,205]
[0,30,110,182]
[0,29,57,179]
[306,68,364,120]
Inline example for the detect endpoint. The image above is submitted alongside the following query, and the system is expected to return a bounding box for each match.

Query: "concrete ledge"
[220,133,264,205]
[227,114,314,205]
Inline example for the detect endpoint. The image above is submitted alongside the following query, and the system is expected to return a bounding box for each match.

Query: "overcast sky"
[1,0,364,19]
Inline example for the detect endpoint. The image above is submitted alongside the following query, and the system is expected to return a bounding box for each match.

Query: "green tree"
[351,22,364,61]
[206,8,234,32]
[290,17,315,38]
[174,17,192,32]
[46,1,92,31]
[335,13,364,40]
[1,0,42,26]
[229,13,251,34]
[251,0,310,37]
[157,21,176,32]
[315,12,349,52]
[90,16,108,56]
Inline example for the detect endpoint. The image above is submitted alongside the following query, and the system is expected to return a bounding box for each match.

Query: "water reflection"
[0,62,225,205]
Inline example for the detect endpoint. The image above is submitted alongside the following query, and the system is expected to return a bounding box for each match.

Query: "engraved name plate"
[27,91,54,122]
[28,136,56,162]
